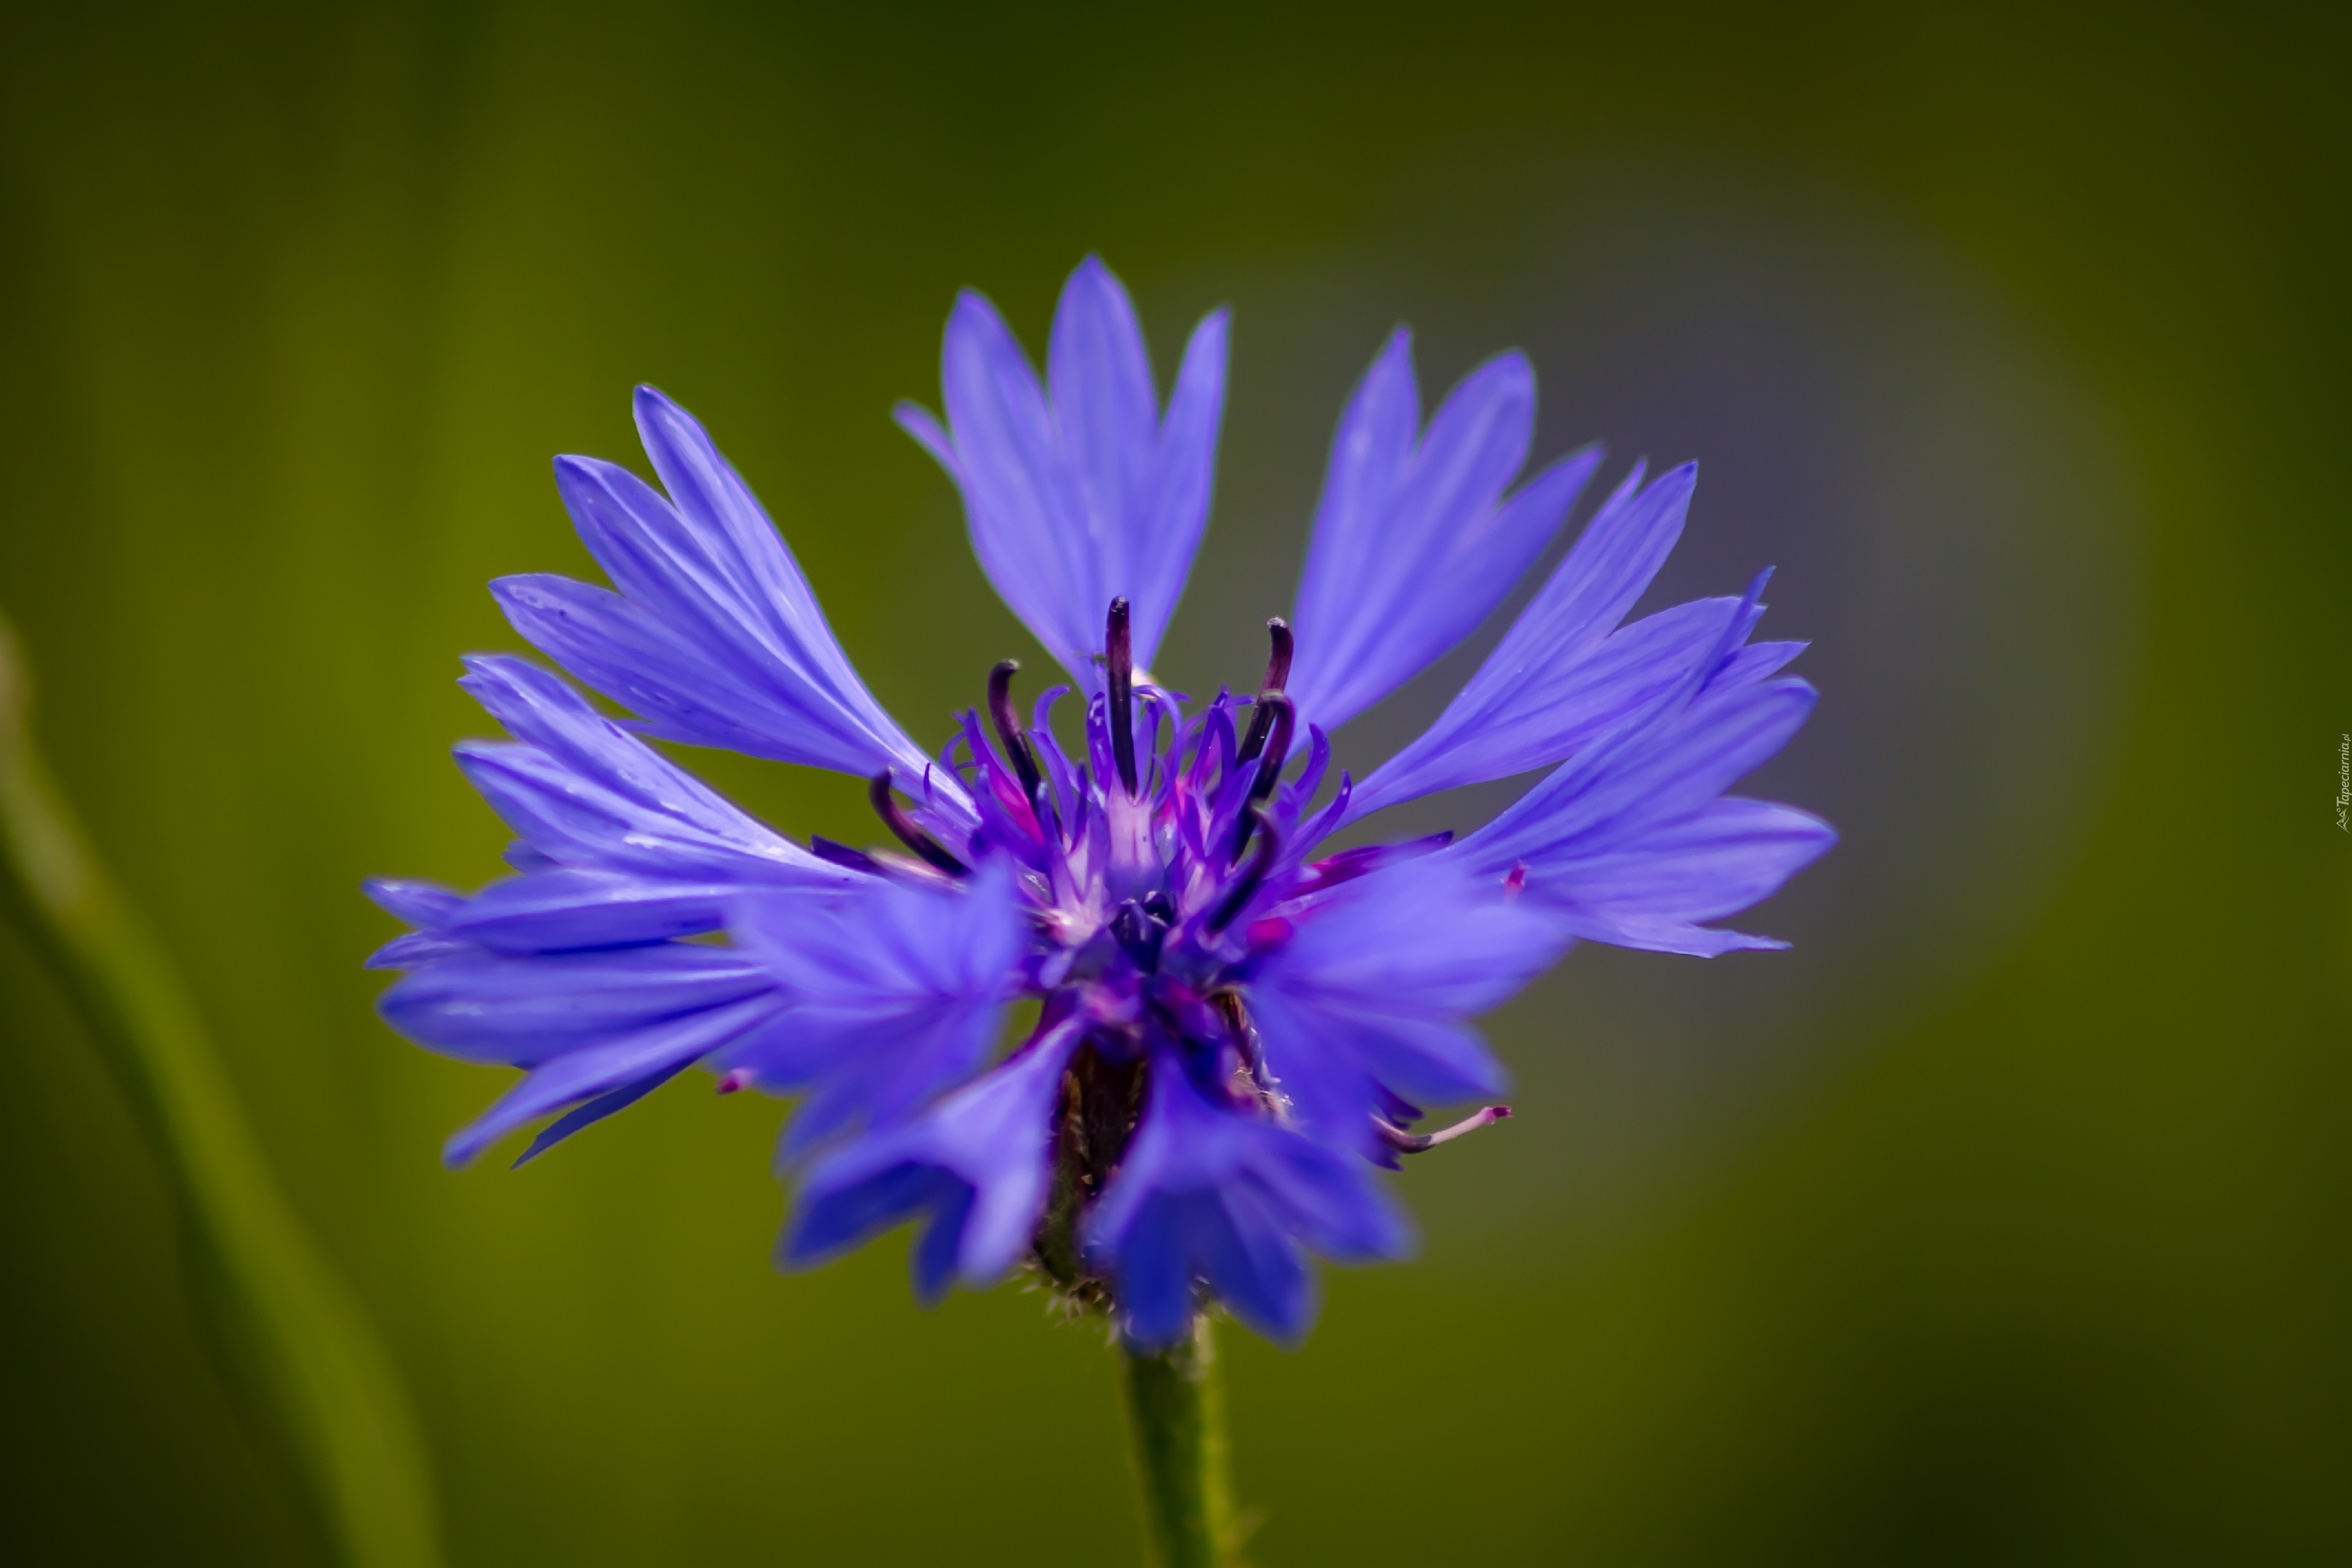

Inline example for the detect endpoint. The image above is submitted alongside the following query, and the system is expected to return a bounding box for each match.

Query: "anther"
[1375,1104,1512,1155]
[867,771,970,878]
[1236,617,1294,764]
[1106,597,1137,797]
[1233,692,1295,861]
[715,1068,754,1096]
[986,659,1046,802]
[1262,617,1294,690]
[1207,807,1279,933]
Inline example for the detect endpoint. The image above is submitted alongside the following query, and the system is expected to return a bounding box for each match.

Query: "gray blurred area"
[1159,152,2136,1231]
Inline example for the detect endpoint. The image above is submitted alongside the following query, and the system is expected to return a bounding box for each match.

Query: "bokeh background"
[1,4,2345,1562]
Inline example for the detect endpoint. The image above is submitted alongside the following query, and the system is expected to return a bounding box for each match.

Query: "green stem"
[0,617,439,1566]
[1121,1315,1242,1568]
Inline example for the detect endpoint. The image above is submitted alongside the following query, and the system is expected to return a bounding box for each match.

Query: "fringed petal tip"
[507,395,949,792]
[508,1061,698,1167]
[364,930,467,971]
[361,876,462,927]
[908,258,1228,688]
[439,1121,491,1170]
[1286,331,1596,735]
[439,1051,717,1172]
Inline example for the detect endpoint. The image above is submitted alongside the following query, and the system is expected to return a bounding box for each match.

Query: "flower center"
[829,602,1484,1306]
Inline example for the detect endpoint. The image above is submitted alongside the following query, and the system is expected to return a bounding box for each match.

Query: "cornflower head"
[367,256,1831,1355]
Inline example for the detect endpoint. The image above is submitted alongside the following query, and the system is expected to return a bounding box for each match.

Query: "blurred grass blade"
[0,616,439,1566]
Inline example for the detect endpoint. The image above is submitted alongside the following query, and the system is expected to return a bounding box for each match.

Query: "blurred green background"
[1,4,2345,1562]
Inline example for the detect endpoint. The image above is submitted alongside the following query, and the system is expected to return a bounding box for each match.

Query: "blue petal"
[368,651,915,1167]
[1451,584,1829,952]
[1345,464,1717,821]
[1142,304,1231,668]
[781,1023,1082,1298]
[1084,1062,1410,1349]
[503,842,559,872]
[1247,992,1502,1132]
[511,1055,699,1166]
[1178,1190,1309,1349]
[494,388,949,797]
[1285,330,1600,733]
[363,929,471,971]
[1265,857,1569,1014]
[1104,1189,1194,1350]
[1050,257,1161,617]
[726,861,1025,1158]
[492,573,831,766]
[453,655,856,890]
[1525,796,1837,956]
[446,867,747,952]
[788,1160,956,1267]
[362,877,464,927]
[908,1181,980,1305]
[380,941,772,1065]
[903,292,1089,670]
[1466,674,1816,869]
[1245,857,1567,1146]
[362,889,476,968]
[896,257,1229,687]
[439,993,777,1167]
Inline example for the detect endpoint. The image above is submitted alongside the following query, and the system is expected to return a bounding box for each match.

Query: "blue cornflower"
[368,257,1831,1349]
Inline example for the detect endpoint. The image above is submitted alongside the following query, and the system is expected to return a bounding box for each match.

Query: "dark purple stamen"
[1106,597,1137,797]
[867,771,970,878]
[1232,692,1295,860]
[1375,1104,1512,1155]
[810,835,883,874]
[1207,808,1279,933]
[1235,617,1293,764]
[1248,693,1295,804]
[986,659,1046,804]
[1262,617,1294,690]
